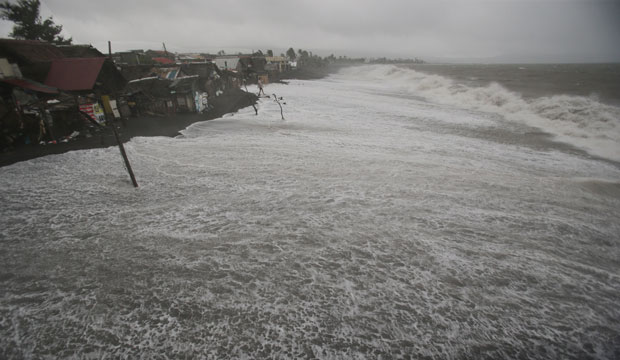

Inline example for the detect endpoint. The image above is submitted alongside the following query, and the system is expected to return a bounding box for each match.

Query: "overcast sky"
[1,0,619,62]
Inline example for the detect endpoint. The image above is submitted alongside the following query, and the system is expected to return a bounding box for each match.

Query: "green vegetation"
[0,0,72,44]
[284,47,425,69]
[286,47,296,61]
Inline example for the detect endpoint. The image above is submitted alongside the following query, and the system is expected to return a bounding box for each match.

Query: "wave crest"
[337,65,620,161]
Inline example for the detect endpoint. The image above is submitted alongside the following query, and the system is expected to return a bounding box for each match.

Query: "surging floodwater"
[1,65,619,359]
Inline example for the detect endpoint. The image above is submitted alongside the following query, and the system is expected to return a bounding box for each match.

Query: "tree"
[266,49,273,57]
[217,50,226,55]
[0,0,72,44]
[286,47,296,60]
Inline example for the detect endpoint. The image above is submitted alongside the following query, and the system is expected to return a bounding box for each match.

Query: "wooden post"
[102,94,138,187]
[108,41,112,60]
[110,122,138,187]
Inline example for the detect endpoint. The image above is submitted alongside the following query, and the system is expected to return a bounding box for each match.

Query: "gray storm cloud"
[1,0,618,62]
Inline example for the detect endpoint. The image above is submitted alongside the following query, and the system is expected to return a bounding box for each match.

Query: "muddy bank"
[0,88,257,168]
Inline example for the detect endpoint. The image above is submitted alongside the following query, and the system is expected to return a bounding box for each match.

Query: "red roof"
[1,78,58,94]
[152,57,175,65]
[44,57,105,91]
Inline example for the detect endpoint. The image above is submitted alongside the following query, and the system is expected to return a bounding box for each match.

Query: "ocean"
[1,64,619,359]
[406,63,620,105]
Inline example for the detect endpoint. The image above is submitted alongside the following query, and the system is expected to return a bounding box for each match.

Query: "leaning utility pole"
[101,93,138,188]
[110,122,138,188]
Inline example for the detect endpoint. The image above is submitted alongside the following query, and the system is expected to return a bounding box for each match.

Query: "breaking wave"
[337,65,620,162]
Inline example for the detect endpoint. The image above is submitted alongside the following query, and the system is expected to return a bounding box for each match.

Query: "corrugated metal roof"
[153,57,175,65]
[214,57,239,71]
[44,57,105,91]
[56,45,105,58]
[0,39,65,63]
[120,64,156,81]
[128,76,158,83]
[1,78,59,94]
[151,67,182,80]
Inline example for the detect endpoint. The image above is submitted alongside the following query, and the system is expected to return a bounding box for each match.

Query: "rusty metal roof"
[152,57,175,65]
[44,57,105,91]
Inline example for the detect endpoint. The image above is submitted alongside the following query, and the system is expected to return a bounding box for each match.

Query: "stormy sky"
[1,0,619,62]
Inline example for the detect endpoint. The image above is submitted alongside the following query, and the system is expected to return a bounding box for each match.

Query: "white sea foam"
[337,65,620,162]
[1,76,619,358]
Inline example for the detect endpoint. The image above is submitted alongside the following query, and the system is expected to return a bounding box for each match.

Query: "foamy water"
[337,65,620,162]
[1,70,619,359]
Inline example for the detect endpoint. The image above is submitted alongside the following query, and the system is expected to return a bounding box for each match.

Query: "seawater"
[1,66,619,359]
[337,64,620,162]
[406,63,620,105]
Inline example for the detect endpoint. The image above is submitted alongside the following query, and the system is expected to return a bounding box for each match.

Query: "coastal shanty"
[122,61,226,116]
[0,39,272,153]
[265,56,288,72]
[214,54,272,82]
[0,39,131,148]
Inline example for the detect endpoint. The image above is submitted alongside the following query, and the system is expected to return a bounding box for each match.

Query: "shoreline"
[0,88,258,168]
[0,66,348,169]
